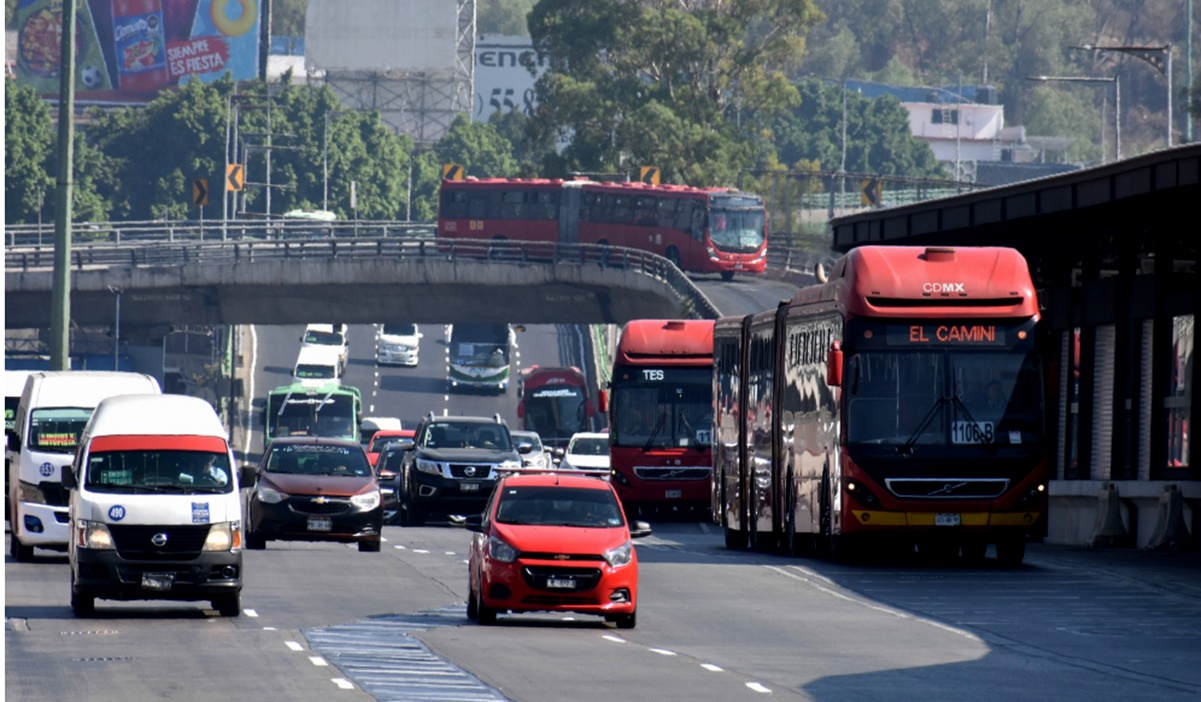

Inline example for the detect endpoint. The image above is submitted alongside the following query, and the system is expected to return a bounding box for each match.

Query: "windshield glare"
[85,450,233,493]
[846,350,1043,447]
[495,486,624,528]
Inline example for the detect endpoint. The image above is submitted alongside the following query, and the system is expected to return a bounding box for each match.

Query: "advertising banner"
[14,0,260,104]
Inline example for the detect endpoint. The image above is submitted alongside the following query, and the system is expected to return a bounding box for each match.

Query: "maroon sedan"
[246,437,383,552]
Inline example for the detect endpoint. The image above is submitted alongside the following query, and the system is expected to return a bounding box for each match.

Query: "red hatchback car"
[464,471,652,628]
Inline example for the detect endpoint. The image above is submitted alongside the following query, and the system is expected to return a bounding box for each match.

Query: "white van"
[64,394,247,617]
[300,324,349,372]
[376,323,422,366]
[8,371,161,561]
[6,369,36,520]
[292,345,343,388]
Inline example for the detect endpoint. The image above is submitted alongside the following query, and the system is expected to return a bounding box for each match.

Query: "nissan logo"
[464,466,477,477]
[151,533,169,547]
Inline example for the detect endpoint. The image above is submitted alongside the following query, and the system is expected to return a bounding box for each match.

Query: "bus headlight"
[76,520,115,550]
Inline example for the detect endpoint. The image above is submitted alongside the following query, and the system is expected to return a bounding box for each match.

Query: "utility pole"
[50,0,77,370]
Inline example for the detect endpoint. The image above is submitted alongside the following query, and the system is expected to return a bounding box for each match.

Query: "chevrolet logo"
[314,496,330,504]
[553,554,570,560]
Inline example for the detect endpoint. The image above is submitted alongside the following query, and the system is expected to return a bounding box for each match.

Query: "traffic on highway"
[7,272,1201,701]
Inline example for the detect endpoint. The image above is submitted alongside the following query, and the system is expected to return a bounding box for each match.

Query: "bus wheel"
[961,539,988,564]
[665,246,681,269]
[724,526,746,551]
[720,271,735,281]
[996,538,1026,566]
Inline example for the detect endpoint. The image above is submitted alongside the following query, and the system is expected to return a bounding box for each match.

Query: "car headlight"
[351,488,381,511]
[256,484,287,504]
[378,470,397,480]
[498,459,521,472]
[76,519,114,550]
[603,540,633,568]
[18,481,46,505]
[416,459,442,475]
[203,522,239,551]
[488,534,518,563]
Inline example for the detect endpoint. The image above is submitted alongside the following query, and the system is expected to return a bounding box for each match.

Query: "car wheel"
[11,530,34,562]
[358,539,381,553]
[720,271,735,281]
[611,610,636,629]
[246,531,267,550]
[466,580,479,621]
[475,584,497,625]
[71,572,95,617]
[212,591,241,617]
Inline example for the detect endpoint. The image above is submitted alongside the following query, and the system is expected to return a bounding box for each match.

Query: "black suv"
[396,413,525,526]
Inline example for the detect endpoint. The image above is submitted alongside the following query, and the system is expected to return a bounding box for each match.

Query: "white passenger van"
[5,369,36,520]
[63,394,247,617]
[292,345,343,388]
[300,324,349,372]
[8,371,161,561]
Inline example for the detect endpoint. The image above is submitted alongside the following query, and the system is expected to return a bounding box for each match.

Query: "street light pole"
[1026,75,1121,162]
[1073,43,1172,148]
[108,285,122,370]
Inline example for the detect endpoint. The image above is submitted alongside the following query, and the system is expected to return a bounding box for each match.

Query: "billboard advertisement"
[473,35,548,122]
[14,0,261,104]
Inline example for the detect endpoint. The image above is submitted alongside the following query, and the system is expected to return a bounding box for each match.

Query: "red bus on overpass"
[713,246,1048,564]
[437,177,767,279]
[604,319,715,517]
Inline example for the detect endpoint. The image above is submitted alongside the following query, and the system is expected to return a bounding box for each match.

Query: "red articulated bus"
[437,177,768,279]
[516,365,595,448]
[604,319,715,517]
[713,245,1048,564]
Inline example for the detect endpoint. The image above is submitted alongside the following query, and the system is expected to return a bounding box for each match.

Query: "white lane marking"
[309,656,329,666]
[331,678,355,690]
[770,565,982,642]
[697,521,712,535]
[369,405,375,412]
[243,609,259,617]
[394,544,406,550]
[602,635,626,644]
[746,682,772,693]
[285,641,304,651]
[444,551,456,555]
[701,663,723,672]
[649,648,677,656]
[413,549,430,554]
[262,626,276,631]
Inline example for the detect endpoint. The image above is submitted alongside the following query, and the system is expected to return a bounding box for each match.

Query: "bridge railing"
[5,237,723,319]
[3,219,435,247]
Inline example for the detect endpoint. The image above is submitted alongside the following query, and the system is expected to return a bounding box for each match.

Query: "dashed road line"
[285,641,304,652]
[746,682,772,693]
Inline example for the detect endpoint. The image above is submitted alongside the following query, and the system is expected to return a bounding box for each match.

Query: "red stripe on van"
[89,435,229,453]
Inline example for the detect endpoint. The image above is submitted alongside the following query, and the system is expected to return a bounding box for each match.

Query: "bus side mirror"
[598,389,608,413]
[827,342,843,387]
[63,465,77,490]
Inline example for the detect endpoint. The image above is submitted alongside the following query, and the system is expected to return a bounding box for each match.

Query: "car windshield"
[295,364,336,379]
[266,445,371,476]
[85,449,233,494]
[383,324,416,336]
[423,422,512,451]
[569,438,608,456]
[304,330,344,346]
[495,485,624,528]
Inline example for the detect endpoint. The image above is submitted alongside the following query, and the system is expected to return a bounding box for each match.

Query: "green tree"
[273,0,307,39]
[5,77,56,224]
[526,0,823,184]
[435,113,519,179]
[478,0,537,36]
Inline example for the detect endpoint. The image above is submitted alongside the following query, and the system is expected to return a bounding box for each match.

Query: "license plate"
[935,513,961,527]
[665,489,682,499]
[141,573,174,592]
[460,482,480,492]
[307,516,332,532]
[546,577,576,589]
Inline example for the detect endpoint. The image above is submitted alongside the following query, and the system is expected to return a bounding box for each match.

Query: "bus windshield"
[267,393,358,441]
[611,368,712,449]
[524,385,587,441]
[29,408,93,453]
[708,207,765,253]
[845,350,1043,448]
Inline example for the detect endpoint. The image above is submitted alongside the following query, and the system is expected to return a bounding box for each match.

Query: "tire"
[11,530,34,563]
[665,246,681,269]
[996,538,1027,566]
[612,610,636,629]
[358,539,381,553]
[398,491,424,527]
[961,540,988,563]
[720,271,735,281]
[70,573,95,617]
[475,583,497,625]
[245,531,267,550]
[212,591,241,617]
[466,582,479,621]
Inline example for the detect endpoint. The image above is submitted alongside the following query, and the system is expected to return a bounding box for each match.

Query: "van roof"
[23,371,161,407]
[6,370,37,396]
[295,345,343,362]
[87,394,227,439]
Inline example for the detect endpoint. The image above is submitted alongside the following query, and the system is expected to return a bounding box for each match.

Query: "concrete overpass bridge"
[5,237,721,332]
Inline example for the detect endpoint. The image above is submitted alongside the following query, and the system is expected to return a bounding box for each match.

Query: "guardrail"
[3,219,434,247]
[5,237,724,320]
